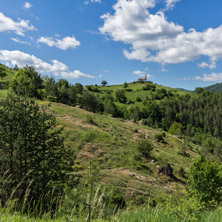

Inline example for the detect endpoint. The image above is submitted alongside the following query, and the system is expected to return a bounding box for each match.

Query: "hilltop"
[2,64,222,221]
[205,82,222,93]
[0,64,202,204]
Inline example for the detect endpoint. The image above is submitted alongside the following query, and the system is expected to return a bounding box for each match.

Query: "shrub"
[115,89,127,103]
[188,157,222,206]
[80,90,104,113]
[154,132,166,142]
[136,96,142,102]
[123,81,128,88]
[178,166,186,178]
[143,82,156,91]
[137,140,153,159]
[168,122,184,135]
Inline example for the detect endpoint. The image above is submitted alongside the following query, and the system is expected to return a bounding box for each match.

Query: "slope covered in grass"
[205,82,222,93]
[45,101,200,204]
[0,64,200,204]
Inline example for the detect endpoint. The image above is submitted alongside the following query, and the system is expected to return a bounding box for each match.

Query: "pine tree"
[0,93,73,211]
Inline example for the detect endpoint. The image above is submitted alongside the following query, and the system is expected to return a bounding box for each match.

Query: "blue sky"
[0,0,222,90]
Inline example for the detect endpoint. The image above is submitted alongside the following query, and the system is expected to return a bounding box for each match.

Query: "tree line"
[4,65,222,141]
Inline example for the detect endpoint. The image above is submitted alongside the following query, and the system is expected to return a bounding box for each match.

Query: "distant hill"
[175,87,191,92]
[205,82,222,93]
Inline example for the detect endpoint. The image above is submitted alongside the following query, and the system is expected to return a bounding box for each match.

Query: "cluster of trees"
[131,90,222,138]
[188,156,222,207]
[10,67,222,139]
[0,93,73,212]
[6,65,222,141]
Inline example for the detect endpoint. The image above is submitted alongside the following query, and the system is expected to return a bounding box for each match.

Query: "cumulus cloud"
[195,73,222,82]
[24,2,32,9]
[198,61,216,69]
[37,36,80,50]
[100,0,222,68]
[0,50,94,79]
[133,70,146,76]
[0,12,36,36]
[165,0,181,10]
[133,70,151,78]
[11,37,31,45]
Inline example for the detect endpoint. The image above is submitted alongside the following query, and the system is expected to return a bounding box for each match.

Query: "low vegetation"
[1,63,222,221]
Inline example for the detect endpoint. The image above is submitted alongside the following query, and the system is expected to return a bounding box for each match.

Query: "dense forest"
[4,64,222,142]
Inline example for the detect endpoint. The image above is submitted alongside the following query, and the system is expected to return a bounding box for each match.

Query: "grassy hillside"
[0,65,200,204]
[0,64,16,98]
[2,64,221,221]
[205,82,222,93]
[45,101,200,204]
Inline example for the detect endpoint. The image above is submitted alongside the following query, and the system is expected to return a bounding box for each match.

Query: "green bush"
[136,96,142,102]
[168,122,184,135]
[137,140,153,159]
[188,157,222,206]
[154,132,166,142]
[143,82,156,91]
[115,89,127,103]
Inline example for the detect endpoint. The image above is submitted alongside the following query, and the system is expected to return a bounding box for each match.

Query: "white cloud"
[133,70,151,78]
[91,0,102,2]
[11,37,31,45]
[177,77,191,81]
[37,36,80,50]
[161,68,168,72]
[198,61,216,69]
[133,70,146,76]
[24,2,32,9]
[165,0,180,10]
[195,73,222,82]
[100,0,222,68]
[0,12,36,36]
[0,50,94,79]
[98,74,103,78]
[83,1,89,5]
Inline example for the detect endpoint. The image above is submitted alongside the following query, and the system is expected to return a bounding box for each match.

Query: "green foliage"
[123,81,128,88]
[168,122,184,135]
[101,80,108,86]
[0,93,73,212]
[167,196,205,222]
[152,88,167,100]
[80,90,104,113]
[137,140,153,159]
[143,82,156,91]
[44,77,59,101]
[11,66,43,98]
[75,83,83,94]
[86,115,97,125]
[104,95,118,116]
[86,85,100,92]
[205,82,222,93]
[0,65,7,79]
[178,166,186,178]
[188,157,222,206]
[115,89,127,103]
[154,132,166,142]
[136,96,142,102]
